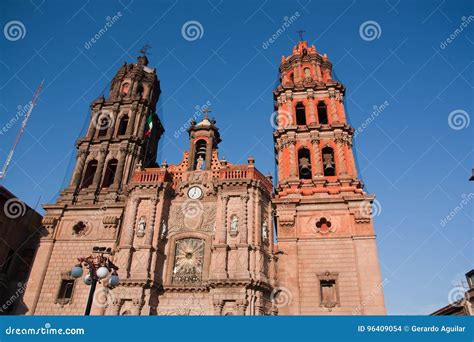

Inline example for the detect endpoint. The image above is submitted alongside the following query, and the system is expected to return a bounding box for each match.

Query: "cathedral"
[22,39,386,315]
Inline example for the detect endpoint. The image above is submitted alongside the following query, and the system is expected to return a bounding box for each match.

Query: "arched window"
[117,115,129,136]
[295,102,306,125]
[81,160,98,188]
[289,72,294,84]
[298,148,312,180]
[194,140,207,170]
[121,83,130,95]
[322,146,336,176]
[317,101,328,124]
[101,159,118,188]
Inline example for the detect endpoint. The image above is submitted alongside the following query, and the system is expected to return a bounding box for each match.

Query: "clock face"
[187,186,203,200]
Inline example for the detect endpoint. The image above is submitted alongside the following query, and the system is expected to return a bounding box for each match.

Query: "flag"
[145,113,153,137]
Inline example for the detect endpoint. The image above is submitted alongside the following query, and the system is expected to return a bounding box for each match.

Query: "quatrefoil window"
[315,217,333,234]
[72,221,87,236]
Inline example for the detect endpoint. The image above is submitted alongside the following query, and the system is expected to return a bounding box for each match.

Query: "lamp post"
[71,247,119,315]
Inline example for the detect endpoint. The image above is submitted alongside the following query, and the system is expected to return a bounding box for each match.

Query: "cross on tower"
[297,29,306,41]
[203,107,212,118]
[139,43,152,56]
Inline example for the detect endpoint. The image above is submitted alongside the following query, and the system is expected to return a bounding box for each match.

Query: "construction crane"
[0,81,43,180]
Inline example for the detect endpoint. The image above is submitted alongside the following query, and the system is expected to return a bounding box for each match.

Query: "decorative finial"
[296,29,306,41]
[139,43,152,56]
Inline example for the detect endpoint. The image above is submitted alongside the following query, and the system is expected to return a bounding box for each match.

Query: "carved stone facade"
[22,40,385,316]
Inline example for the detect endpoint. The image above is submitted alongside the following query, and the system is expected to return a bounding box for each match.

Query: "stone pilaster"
[239,194,249,244]
[70,149,88,188]
[112,146,128,188]
[145,197,159,247]
[311,136,323,178]
[92,147,108,187]
[288,138,297,178]
[219,195,229,244]
[335,137,347,176]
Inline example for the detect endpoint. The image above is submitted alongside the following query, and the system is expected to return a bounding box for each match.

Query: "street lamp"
[71,246,119,315]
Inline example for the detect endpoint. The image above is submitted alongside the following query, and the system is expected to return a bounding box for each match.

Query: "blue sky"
[0,0,472,315]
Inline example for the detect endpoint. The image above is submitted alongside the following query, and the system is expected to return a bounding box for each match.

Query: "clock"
[187,186,203,200]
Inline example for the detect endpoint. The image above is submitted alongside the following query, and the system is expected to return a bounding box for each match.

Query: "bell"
[299,157,311,176]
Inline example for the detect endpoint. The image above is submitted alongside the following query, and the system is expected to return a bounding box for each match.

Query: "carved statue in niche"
[262,219,268,241]
[136,216,146,237]
[230,215,238,234]
[160,219,168,239]
[196,155,205,170]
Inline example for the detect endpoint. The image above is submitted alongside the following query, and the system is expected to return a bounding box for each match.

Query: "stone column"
[239,194,249,244]
[219,195,229,244]
[329,93,339,123]
[86,113,97,140]
[288,138,297,178]
[345,135,356,176]
[92,147,107,187]
[125,106,138,136]
[285,97,293,126]
[205,139,213,170]
[106,108,119,140]
[311,137,323,178]
[188,139,196,170]
[112,146,128,188]
[276,141,283,181]
[308,95,316,124]
[145,197,159,247]
[70,149,88,188]
[123,197,139,247]
[316,63,323,82]
[335,137,347,176]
